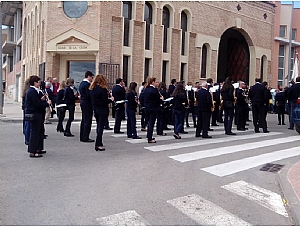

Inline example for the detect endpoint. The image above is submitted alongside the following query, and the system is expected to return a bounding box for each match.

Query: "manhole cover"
[260,163,284,173]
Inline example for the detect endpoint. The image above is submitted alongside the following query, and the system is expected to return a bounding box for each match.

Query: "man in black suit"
[168,79,177,125]
[112,78,126,133]
[275,87,287,125]
[235,81,248,131]
[248,78,269,133]
[195,82,213,138]
[287,77,300,129]
[78,71,95,142]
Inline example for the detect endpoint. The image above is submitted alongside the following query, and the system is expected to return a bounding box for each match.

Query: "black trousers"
[252,102,267,132]
[127,109,138,138]
[56,107,66,132]
[235,105,247,129]
[141,108,148,129]
[94,109,109,147]
[114,105,124,133]
[28,113,44,153]
[156,109,165,135]
[80,102,93,141]
[196,110,211,137]
[211,102,220,125]
[65,106,75,133]
[277,105,285,124]
[146,110,157,141]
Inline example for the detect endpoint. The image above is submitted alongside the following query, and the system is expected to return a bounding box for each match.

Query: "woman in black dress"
[89,74,114,151]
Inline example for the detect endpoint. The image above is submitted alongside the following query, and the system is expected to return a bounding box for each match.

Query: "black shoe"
[282,123,286,125]
[173,134,181,139]
[57,129,65,133]
[81,139,95,143]
[255,130,260,133]
[127,136,132,138]
[132,136,142,139]
[25,141,29,145]
[211,124,219,126]
[64,132,74,137]
[263,130,270,133]
[195,134,201,138]
[104,127,113,130]
[186,124,190,128]
[29,153,43,158]
[245,123,249,126]
[226,132,236,135]
[288,127,294,130]
[202,135,212,139]
[278,123,281,125]
[148,139,156,143]
[37,150,46,154]
[114,131,124,134]
[237,128,246,131]
[180,131,188,134]
[95,146,105,151]
[164,127,171,130]
[208,128,214,131]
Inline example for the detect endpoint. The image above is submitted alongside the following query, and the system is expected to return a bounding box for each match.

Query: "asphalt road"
[0,114,299,225]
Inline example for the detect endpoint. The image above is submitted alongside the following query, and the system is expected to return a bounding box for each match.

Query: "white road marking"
[125,129,243,144]
[167,194,251,226]
[202,146,300,177]
[169,136,300,162]
[96,210,149,226]
[221,181,288,217]
[144,132,283,152]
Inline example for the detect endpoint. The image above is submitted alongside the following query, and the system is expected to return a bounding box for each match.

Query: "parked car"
[293,97,300,134]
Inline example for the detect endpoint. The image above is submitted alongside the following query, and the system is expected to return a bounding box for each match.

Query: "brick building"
[2,1,277,101]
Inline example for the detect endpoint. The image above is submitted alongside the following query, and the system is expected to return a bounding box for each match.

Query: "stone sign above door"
[46,28,99,55]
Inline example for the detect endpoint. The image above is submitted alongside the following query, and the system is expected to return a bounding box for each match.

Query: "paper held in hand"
[115,100,127,104]
[164,97,174,102]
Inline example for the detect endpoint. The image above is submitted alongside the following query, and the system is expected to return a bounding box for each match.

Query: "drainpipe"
[0,3,3,114]
[287,1,294,85]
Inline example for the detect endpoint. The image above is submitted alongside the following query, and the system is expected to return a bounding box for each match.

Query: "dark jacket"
[64,86,78,108]
[90,86,112,113]
[144,86,160,112]
[248,83,268,104]
[197,88,212,112]
[173,92,188,111]
[221,87,234,102]
[78,80,92,105]
[126,91,138,111]
[46,88,54,104]
[25,87,49,114]
[287,83,300,103]
[56,89,66,105]
[275,91,286,107]
[168,84,176,96]
[112,84,126,102]
[236,88,247,107]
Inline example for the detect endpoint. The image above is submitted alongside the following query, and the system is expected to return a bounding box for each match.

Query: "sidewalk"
[0,96,300,223]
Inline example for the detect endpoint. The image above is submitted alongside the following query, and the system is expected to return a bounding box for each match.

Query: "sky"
[281,1,300,8]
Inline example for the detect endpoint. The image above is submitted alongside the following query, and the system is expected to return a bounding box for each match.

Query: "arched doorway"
[217,28,250,84]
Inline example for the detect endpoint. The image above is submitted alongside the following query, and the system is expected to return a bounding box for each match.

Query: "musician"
[235,81,248,131]
[262,81,272,126]
[144,77,163,143]
[248,78,269,133]
[275,87,286,125]
[287,77,300,129]
[218,81,224,123]
[25,76,51,158]
[184,82,193,128]
[195,82,213,138]
[186,82,197,128]
[139,85,148,131]
[89,74,114,151]
[167,78,177,125]
[171,82,188,139]
[157,82,168,136]
[126,82,142,139]
[39,81,48,139]
[211,83,221,126]
[51,77,60,118]
[206,78,214,131]
[56,80,67,133]
[221,77,236,135]
[44,82,54,124]
[112,78,126,134]
[64,78,79,137]
[21,79,31,145]
[79,71,95,143]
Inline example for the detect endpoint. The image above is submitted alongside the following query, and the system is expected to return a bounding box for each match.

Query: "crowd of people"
[22,71,300,158]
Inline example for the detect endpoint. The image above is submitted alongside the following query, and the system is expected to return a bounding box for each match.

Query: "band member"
[221,77,236,135]
[51,78,60,118]
[262,81,272,129]
[195,82,213,138]
[186,82,197,128]
[211,82,221,126]
[79,71,95,142]
[25,76,51,158]
[275,87,286,125]
[112,78,126,134]
[218,81,225,123]
[168,78,177,125]
[287,77,300,129]
[207,78,214,131]
[157,82,168,136]
[235,81,248,131]
[126,82,142,139]
[144,77,163,143]
[64,78,79,137]
[56,81,67,133]
[171,82,188,139]
[89,74,114,151]
[44,82,54,124]
[139,85,148,131]
[248,78,269,133]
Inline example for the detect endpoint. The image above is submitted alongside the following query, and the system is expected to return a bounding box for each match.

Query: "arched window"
[181,11,187,55]
[123,1,132,46]
[162,6,170,53]
[144,2,152,50]
[201,44,207,78]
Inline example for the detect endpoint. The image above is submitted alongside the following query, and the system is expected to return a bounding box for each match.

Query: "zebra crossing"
[96,180,288,225]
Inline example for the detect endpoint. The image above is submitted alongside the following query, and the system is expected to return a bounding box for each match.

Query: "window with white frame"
[278,45,284,84]
[279,25,286,38]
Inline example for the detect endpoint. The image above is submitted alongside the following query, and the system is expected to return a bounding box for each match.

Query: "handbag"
[24,113,35,121]
[223,100,233,108]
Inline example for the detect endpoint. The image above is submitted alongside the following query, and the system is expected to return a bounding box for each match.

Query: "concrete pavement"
[1,95,300,224]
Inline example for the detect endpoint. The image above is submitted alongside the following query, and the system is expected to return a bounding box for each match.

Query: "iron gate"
[99,63,120,90]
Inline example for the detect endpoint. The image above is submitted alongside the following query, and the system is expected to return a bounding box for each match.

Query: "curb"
[0,118,81,123]
[277,162,300,225]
